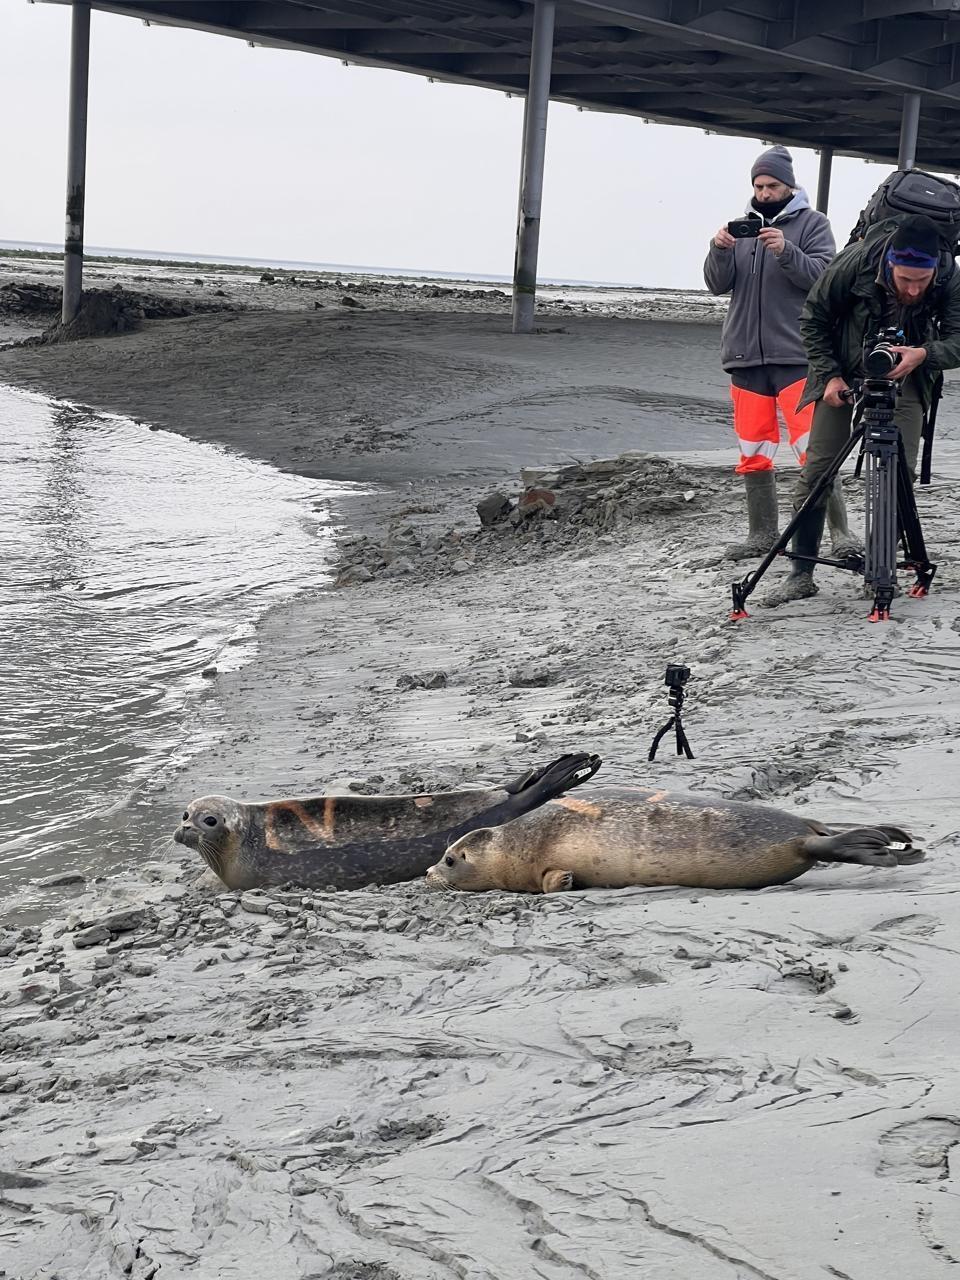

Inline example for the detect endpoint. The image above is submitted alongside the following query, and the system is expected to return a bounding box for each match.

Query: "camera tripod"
[730,377,937,623]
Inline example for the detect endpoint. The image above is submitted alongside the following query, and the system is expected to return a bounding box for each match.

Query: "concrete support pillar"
[63,1,91,325]
[511,0,555,335]
[897,93,921,171]
[816,146,833,215]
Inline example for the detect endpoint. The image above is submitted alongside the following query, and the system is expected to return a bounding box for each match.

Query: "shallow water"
[0,385,362,906]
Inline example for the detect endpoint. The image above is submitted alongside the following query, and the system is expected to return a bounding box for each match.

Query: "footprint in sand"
[877,1116,960,1181]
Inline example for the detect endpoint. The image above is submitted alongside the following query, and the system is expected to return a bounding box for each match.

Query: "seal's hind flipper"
[503,752,601,799]
[870,825,924,864]
[803,826,918,868]
[871,825,913,847]
[893,847,926,865]
[443,753,601,852]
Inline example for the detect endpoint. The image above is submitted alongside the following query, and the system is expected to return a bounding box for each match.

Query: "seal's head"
[426,828,500,891]
[174,795,247,881]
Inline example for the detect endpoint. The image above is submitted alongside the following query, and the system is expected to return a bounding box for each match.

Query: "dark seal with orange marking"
[173,752,601,890]
[425,786,922,894]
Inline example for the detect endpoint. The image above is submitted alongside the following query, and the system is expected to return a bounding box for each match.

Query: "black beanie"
[890,215,941,260]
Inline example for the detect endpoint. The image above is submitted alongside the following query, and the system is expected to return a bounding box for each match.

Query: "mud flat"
[2,260,960,1277]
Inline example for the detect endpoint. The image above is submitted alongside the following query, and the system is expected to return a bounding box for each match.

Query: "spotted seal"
[173,752,601,890]
[425,786,922,893]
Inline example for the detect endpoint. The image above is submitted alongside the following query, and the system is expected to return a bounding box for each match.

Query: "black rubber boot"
[724,471,780,561]
[762,502,826,607]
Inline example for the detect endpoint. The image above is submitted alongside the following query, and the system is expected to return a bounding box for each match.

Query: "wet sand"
[2,257,960,1278]
[0,252,732,484]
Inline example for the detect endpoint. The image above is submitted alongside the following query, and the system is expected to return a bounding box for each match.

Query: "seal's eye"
[203,816,218,827]
[444,856,455,867]
[182,811,190,821]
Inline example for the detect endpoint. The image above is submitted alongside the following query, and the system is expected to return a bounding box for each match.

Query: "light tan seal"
[173,752,600,891]
[425,786,921,893]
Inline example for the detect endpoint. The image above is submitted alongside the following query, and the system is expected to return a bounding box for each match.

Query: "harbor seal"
[425,786,922,893]
[173,751,600,891]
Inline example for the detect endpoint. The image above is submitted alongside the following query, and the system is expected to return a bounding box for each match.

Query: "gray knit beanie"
[751,145,796,188]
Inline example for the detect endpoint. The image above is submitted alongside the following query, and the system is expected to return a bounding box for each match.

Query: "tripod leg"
[864,410,898,622]
[648,717,675,762]
[895,434,937,597]
[674,717,695,760]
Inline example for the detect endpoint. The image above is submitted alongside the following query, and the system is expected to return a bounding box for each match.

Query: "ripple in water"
[0,386,365,902]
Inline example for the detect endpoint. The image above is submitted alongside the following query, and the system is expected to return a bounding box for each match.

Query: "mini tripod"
[648,665,695,761]
[731,375,936,623]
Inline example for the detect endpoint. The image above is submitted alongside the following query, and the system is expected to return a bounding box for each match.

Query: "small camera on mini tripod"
[649,664,694,761]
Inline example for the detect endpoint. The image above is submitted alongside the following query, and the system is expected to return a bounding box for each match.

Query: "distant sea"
[0,239,650,291]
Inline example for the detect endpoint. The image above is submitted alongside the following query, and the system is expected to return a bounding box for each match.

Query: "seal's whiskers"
[197,836,224,878]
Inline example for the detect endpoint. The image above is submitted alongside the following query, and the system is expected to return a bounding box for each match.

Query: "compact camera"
[664,664,690,689]
[726,217,762,239]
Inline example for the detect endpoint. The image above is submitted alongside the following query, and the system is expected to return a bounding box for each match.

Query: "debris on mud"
[336,452,717,587]
[2,281,241,344]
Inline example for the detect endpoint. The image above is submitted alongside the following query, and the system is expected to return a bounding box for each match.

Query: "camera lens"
[864,343,899,376]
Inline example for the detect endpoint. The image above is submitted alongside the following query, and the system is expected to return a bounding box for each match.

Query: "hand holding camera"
[885,345,927,380]
[719,218,785,256]
[757,226,786,256]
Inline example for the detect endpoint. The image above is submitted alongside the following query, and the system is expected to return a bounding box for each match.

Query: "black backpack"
[847,168,958,486]
[846,168,960,255]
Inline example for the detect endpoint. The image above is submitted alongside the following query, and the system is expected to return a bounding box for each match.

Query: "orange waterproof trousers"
[729,365,813,475]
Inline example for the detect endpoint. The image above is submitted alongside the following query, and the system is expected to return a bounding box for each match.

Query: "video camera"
[863,326,904,378]
[839,328,905,412]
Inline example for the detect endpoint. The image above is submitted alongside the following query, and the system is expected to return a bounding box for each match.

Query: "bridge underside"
[43,0,960,167]
[40,1,960,327]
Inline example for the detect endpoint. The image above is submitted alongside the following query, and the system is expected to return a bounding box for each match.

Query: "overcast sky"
[0,1,934,287]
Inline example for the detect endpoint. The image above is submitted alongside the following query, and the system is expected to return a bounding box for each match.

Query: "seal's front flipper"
[503,752,601,800]
[542,869,575,893]
[803,826,917,868]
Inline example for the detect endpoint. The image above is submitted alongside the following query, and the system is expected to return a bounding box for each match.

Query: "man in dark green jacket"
[765,214,960,607]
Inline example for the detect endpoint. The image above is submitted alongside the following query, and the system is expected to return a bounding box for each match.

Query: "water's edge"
[0,382,372,917]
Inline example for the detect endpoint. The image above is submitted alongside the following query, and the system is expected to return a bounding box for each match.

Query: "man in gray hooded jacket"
[704,146,853,559]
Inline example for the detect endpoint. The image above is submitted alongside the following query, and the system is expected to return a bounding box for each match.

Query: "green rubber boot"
[827,478,863,559]
[724,471,780,561]
[762,503,825,607]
